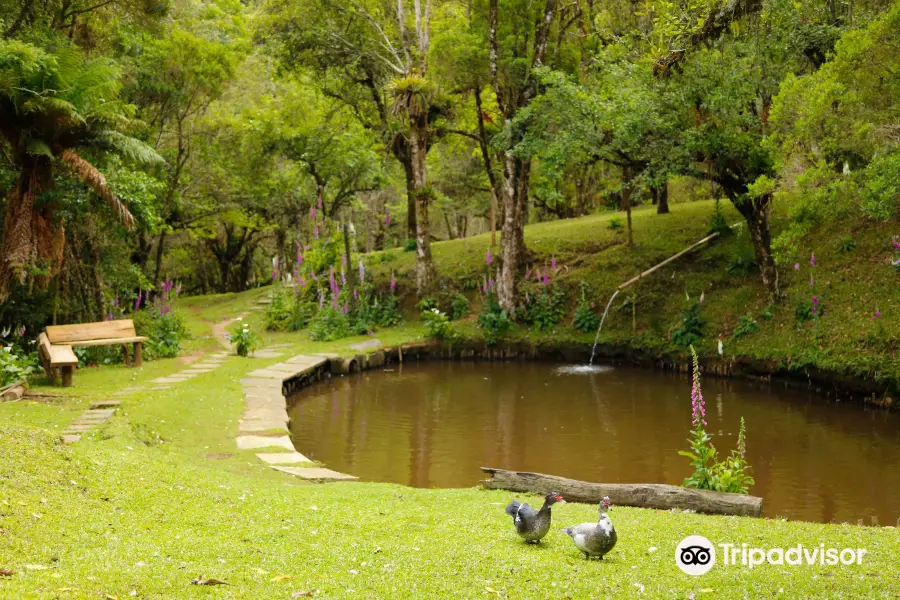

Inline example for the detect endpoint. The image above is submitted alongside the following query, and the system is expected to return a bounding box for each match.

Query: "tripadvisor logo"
[676,535,868,576]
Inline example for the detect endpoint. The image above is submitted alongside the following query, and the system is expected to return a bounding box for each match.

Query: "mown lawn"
[3,202,900,598]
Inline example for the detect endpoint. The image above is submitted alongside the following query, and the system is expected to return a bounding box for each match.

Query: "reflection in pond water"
[288,361,900,525]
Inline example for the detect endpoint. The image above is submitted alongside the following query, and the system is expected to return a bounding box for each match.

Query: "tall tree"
[0,38,162,301]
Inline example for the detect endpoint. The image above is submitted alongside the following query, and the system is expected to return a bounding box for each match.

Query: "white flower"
[431,308,440,314]
[236,317,243,321]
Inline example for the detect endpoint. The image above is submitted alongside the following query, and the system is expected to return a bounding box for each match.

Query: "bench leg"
[123,343,132,367]
[134,342,143,367]
[46,366,57,386]
[61,366,74,387]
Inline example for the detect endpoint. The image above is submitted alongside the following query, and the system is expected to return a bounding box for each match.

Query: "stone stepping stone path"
[148,351,229,391]
[61,400,120,443]
[237,353,357,481]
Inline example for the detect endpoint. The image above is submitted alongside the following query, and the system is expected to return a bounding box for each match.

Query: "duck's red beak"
[555,493,565,503]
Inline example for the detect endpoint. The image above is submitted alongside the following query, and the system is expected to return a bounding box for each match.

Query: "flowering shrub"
[679,347,754,494]
[264,287,315,332]
[422,308,456,340]
[227,319,259,357]
[133,280,187,359]
[309,306,351,341]
[519,283,567,332]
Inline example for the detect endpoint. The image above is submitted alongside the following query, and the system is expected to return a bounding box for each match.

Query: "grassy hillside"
[363,199,900,399]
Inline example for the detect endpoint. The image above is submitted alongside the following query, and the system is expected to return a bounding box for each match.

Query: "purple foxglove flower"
[332,295,338,311]
[810,252,816,268]
[342,254,347,269]
[488,277,494,291]
[297,249,303,265]
[134,294,141,311]
[543,272,550,286]
[318,195,323,210]
[353,290,358,301]
[810,275,814,287]
[358,260,365,284]
[310,206,316,221]
[343,301,349,314]
[551,255,557,271]
[341,269,347,286]
[385,211,391,227]
[893,236,900,250]
[299,276,307,288]
[535,270,542,282]
[525,291,531,303]
[314,225,319,239]
[876,310,882,318]
[390,272,396,293]
[812,295,818,306]
[271,269,278,282]
[486,249,493,265]
[794,263,800,271]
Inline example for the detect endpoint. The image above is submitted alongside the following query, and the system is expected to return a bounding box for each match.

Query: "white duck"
[562,496,617,560]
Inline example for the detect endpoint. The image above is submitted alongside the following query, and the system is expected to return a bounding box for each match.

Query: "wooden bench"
[38,320,148,387]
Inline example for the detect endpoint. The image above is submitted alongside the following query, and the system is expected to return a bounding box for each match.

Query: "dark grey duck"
[505,491,564,543]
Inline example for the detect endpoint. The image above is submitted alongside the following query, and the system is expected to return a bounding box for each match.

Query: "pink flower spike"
[876,310,882,318]
[551,255,557,271]
[699,292,705,304]
[385,212,391,227]
[310,206,316,221]
[486,249,493,265]
[390,272,396,293]
[810,275,814,287]
[893,236,900,249]
[794,263,800,271]
[810,252,816,267]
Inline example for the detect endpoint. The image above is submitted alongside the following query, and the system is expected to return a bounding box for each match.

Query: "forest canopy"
[1,0,899,332]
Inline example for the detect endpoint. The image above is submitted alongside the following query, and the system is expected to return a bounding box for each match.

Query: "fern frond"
[93,131,165,167]
[59,149,135,231]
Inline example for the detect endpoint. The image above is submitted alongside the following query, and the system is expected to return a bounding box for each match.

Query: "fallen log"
[481,467,763,517]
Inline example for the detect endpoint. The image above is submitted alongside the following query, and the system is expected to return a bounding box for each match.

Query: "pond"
[287,361,900,525]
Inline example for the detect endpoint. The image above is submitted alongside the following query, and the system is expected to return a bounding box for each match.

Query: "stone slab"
[244,407,289,421]
[240,377,284,387]
[254,350,284,359]
[90,400,121,409]
[73,417,109,425]
[256,452,312,464]
[236,435,294,450]
[259,363,308,374]
[153,377,189,384]
[62,434,81,444]
[270,466,357,480]
[182,368,215,374]
[238,420,288,433]
[349,339,383,351]
[64,424,96,432]
[84,409,116,419]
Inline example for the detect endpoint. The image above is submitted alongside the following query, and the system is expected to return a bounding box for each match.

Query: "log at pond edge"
[481,467,763,517]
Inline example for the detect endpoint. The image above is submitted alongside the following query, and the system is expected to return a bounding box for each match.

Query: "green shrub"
[572,282,599,333]
[608,217,624,231]
[416,296,438,311]
[133,309,188,359]
[672,300,704,347]
[422,308,456,340]
[732,312,759,339]
[403,238,417,252]
[226,320,259,357]
[375,293,403,328]
[836,236,856,254]
[707,198,731,236]
[520,284,567,332]
[264,288,316,332]
[450,294,470,320]
[0,345,38,386]
[794,298,815,324]
[477,293,511,346]
[309,307,351,341]
[725,246,756,276]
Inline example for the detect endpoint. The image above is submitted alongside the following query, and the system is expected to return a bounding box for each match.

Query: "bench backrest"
[46,319,138,344]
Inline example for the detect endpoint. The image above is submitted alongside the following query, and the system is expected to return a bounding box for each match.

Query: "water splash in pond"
[555,364,614,375]
[288,361,900,525]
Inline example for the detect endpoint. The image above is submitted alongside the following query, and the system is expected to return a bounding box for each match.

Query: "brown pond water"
[287,361,900,525]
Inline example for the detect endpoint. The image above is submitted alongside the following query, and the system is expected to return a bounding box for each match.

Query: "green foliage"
[422,308,456,341]
[449,294,470,321]
[725,245,756,276]
[520,284,567,333]
[375,294,403,328]
[671,300,704,347]
[264,288,314,332]
[132,309,187,360]
[404,238,417,252]
[416,296,438,311]
[608,217,624,231]
[226,320,259,357]
[0,345,38,386]
[308,307,351,342]
[572,282,599,333]
[836,236,856,254]
[477,293,511,347]
[794,299,815,324]
[732,313,759,339]
[707,199,731,236]
[679,347,754,494]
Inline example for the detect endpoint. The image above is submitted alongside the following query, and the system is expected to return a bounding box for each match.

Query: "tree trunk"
[498,153,530,315]
[402,155,417,241]
[409,113,436,296]
[654,180,670,214]
[0,160,62,302]
[621,165,634,246]
[734,193,780,302]
[153,230,167,286]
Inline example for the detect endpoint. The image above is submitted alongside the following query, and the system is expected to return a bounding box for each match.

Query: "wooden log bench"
[481,467,764,517]
[38,319,148,387]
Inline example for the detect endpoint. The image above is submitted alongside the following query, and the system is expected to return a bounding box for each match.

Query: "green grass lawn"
[3,202,900,598]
